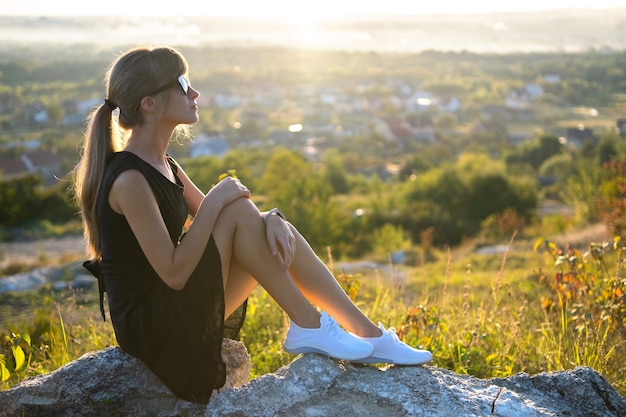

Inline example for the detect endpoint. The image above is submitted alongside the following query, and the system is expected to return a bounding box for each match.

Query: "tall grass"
[240,236,624,396]
[1,291,116,388]
[1,236,624,397]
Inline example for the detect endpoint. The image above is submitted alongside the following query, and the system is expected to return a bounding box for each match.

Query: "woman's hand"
[265,215,296,270]
[205,176,250,208]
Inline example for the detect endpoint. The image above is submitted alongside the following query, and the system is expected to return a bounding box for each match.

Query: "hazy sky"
[2,0,626,17]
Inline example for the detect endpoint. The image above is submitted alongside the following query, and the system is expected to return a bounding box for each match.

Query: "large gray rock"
[2,345,625,417]
[0,338,250,417]
[208,354,626,417]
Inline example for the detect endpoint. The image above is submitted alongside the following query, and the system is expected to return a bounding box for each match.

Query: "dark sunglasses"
[146,75,190,96]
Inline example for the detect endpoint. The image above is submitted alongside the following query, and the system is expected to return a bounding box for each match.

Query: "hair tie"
[104,98,118,111]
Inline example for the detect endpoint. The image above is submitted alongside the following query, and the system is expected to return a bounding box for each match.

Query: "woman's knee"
[222,197,259,220]
[212,198,260,248]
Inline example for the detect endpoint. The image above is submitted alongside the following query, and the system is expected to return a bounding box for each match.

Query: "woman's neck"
[124,124,172,164]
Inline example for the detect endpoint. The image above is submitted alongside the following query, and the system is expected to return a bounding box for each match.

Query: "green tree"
[322,149,349,194]
[258,148,310,195]
[561,164,603,225]
[398,154,538,246]
[507,133,564,170]
[0,175,43,226]
[272,174,339,255]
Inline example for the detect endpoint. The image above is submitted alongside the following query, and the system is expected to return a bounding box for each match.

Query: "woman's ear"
[139,96,158,113]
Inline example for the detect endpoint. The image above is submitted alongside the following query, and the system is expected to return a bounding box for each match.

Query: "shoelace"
[322,315,344,340]
[384,325,402,344]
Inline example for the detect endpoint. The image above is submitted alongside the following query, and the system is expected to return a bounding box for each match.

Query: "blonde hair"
[72,45,189,259]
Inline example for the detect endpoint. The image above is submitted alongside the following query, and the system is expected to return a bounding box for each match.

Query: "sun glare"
[277,11,326,43]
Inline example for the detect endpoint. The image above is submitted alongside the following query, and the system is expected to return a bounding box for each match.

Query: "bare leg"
[286,225,382,338]
[212,198,320,328]
[213,197,381,337]
[223,259,256,318]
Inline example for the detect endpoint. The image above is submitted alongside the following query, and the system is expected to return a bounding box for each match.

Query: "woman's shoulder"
[109,150,141,165]
[101,151,146,185]
[106,151,148,173]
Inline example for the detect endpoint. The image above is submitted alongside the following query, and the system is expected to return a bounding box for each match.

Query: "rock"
[0,338,251,417]
[2,345,625,417]
[0,262,85,294]
[207,354,626,417]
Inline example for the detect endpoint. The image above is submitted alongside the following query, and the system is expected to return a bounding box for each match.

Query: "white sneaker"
[352,323,433,365]
[284,311,374,361]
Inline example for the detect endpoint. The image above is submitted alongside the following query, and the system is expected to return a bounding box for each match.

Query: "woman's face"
[160,76,201,126]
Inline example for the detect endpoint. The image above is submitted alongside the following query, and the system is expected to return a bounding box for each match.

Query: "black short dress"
[83,151,245,404]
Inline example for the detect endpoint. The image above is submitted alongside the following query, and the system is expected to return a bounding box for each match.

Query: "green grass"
[1,234,624,398]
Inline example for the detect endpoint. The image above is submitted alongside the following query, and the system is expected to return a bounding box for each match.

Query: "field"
[1,222,624,398]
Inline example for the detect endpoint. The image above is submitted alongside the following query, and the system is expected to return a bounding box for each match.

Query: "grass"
[1,233,624,398]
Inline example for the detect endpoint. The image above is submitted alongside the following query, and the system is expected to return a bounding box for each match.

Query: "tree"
[258,148,310,195]
[597,157,626,236]
[271,174,339,255]
[397,154,538,246]
[322,149,349,194]
[0,175,43,226]
[507,133,564,170]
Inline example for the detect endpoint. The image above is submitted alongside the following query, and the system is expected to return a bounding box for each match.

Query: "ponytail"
[73,102,122,259]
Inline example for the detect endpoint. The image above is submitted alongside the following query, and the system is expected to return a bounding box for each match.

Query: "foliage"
[0,175,44,226]
[238,290,292,379]
[506,134,564,170]
[534,237,625,340]
[532,237,625,389]
[371,223,411,258]
[597,156,626,237]
[397,154,538,246]
[0,291,116,389]
[0,176,75,228]
[561,162,604,226]
[1,236,625,397]
[0,333,30,384]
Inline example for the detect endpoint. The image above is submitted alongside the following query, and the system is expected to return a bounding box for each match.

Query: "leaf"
[0,355,9,382]
[12,345,25,371]
[533,237,545,252]
[485,353,499,363]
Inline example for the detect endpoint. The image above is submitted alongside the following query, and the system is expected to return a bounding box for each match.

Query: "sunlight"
[276,11,327,45]
[288,123,303,133]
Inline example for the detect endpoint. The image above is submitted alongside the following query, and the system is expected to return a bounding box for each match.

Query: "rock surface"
[207,354,626,417]
[0,339,250,417]
[2,343,625,417]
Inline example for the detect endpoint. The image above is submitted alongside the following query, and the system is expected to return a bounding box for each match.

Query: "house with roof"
[0,158,28,180]
[0,149,63,186]
[565,125,597,148]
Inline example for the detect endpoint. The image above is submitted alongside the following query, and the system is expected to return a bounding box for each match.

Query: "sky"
[1,0,626,17]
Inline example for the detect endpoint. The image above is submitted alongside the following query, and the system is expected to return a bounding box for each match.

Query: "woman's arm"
[108,169,249,290]
[174,162,204,217]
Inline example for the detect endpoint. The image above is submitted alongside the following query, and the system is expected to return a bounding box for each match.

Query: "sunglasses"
[146,75,190,96]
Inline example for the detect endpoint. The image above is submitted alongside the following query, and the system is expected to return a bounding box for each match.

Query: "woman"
[74,45,432,404]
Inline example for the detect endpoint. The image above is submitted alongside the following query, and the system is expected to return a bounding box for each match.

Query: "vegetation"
[1,44,625,397]
[1,235,624,397]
